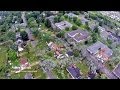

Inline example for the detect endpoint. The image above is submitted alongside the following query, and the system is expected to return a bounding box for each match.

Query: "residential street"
[21,12,37,48]
[86,49,117,79]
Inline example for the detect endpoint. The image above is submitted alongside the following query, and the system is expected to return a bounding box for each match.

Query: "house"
[66,13,78,18]
[78,15,89,25]
[46,15,56,30]
[55,21,72,31]
[87,41,113,63]
[47,42,65,59]
[66,64,81,79]
[98,26,110,40]
[20,57,29,70]
[66,29,89,43]
[112,63,120,79]
[24,73,33,79]
[98,26,119,42]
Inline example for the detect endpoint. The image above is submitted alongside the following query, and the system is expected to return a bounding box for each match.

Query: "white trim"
[66,68,75,79]
[112,62,120,78]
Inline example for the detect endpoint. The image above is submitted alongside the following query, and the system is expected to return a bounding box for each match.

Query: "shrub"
[72,25,78,30]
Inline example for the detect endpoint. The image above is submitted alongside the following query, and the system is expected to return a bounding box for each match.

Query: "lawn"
[52,67,70,79]
[105,61,114,71]
[76,61,89,78]
[11,64,46,79]
[0,46,8,67]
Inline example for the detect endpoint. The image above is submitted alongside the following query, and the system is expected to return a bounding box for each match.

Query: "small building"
[55,21,72,31]
[66,29,89,43]
[24,73,33,79]
[66,51,73,57]
[67,64,81,79]
[87,41,113,63]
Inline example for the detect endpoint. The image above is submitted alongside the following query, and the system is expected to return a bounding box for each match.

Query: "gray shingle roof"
[67,65,81,79]
[55,21,72,30]
[67,29,89,42]
[87,41,113,57]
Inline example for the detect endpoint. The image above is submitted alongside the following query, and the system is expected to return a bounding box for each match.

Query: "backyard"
[11,64,46,79]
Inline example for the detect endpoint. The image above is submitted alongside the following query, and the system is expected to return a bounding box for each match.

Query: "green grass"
[105,61,114,71]
[0,46,7,67]
[52,67,70,79]
[11,64,46,79]
[76,61,89,77]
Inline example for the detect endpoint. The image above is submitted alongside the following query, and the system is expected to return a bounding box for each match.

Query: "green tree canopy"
[20,31,29,41]
[72,25,78,30]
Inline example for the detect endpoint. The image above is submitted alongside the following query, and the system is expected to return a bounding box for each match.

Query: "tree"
[28,17,35,23]
[59,11,65,15]
[64,15,68,19]
[91,32,98,43]
[73,49,79,57]
[45,19,51,28]
[54,16,59,23]
[56,31,65,38]
[73,17,77,23]
[32,28,39,38]
[84,40,88,45]
[7,31,16,41]
[28,17,38,28]
[59,16,64,21]
[94,26,100,35]
[47,51,54,57]
[20,31,29,41]
[65,27,70,31]
[72,25,78,30]
[8,49,18,62]
[42,33,54,42]
[75,19,82,26]
[73,11,80,15]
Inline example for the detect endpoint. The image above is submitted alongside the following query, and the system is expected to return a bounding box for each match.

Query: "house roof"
[112,63,120,78]
[87,41,113,57]
[55,21,72,30]
[67,29,89,42]
[20,57,28,65]
[67,51,73,56]
[67,65,81,79]
[46,15,55,23]
[24,73,33,79]
[66,13,78,18]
